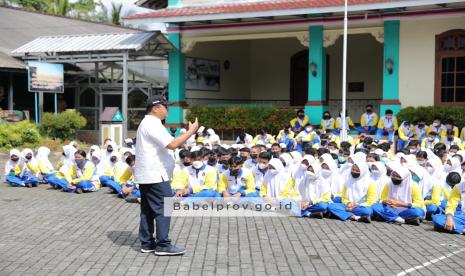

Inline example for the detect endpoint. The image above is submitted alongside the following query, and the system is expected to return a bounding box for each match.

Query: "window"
[435,30,465,105]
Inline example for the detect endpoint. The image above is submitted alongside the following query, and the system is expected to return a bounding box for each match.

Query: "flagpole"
[341,0,348,142]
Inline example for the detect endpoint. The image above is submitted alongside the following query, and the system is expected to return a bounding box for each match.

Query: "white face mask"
[426,166,434,175]
[417,160,426,167]
[444,164,452,172]
[300,164,308,171]
[269,169,278,176]
[321,169,332,178]
[193,161,204,170]
[305,127,312,132]
[306,171,318,180]
[371,170,381,178]
[258,163,268,170]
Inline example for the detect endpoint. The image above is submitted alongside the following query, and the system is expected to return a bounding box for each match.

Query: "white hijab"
[388,165,413,204]
[344,161,372,204]
[4,149,22,176]
[371,161,390,199]
[320,153,344,196]
[298,161,330,202]
[36,146,54,173]
[280,153,294,176]
[409,165,432,199]
[91,149,106,177]
[264,158,290,198]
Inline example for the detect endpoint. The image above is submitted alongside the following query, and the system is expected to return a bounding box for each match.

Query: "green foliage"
[186,106,296,134]
[110,1,123,25]
[0,120,41,149]
[39,109,87,140]
[397,106,465,128]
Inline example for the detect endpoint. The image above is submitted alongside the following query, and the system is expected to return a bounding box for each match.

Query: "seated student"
[397,121,415,152]
[293,159,331,218]
[357,105,379,135]
[103,142,118,163]
[88,145,101,160]
[259,158,296,201]
[427,117,446,139]
[421,131,440,151]
[119,155,141,203]
[356,136,374,151]
[219,156,257,200]
[100,151,129,194]
[375,109,398,143]
[409,165,440,219]
[35,146,57,184]
[206,128,221,146]
[236,131,254,147]
[372,165,425,225]
[320,154,344,203]
[320,111,335,132]
[171,150,192,190]
[443,119,459,138]
[443,129,463,150]
[276,125,296,151]
[216,148,232,175]
[173,151,219,198]
[290,109,310,133]
[252,152,272,193]
[432,172,465,234]
[334,111,355,136]
[4,149,25,187]
[62,150,101,193]
[19,148,40,187]
[325,129,340,146]
[295,124,316,153]
[414,118,428,142]
[253,129,276,145]
[195,126,206,144]
[239,147,251,163]
[327,161,377,223]
[369,162,390,200]
[244,145,261,169]
[48,145,77,190]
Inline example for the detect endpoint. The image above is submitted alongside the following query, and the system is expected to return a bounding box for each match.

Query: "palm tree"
[110,2,123,25]
[49,0,70,16]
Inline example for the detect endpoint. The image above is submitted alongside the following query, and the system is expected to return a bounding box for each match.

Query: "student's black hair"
[450,145,460,151]
[297,109,304,114]
[228,148,238,156]
[218,147,230,156]
[330,153,338,160]
[340,141,352,150]
[446,172,462,188]
[366,104,373,109]
[433,117,442,121]
[75,150,87,158]
[258,151,272,160]
[239,147,251,153]
[258,145,267,152]
[445,118,454,125]
[326,128,333,134]
[354,148,369,155]
[317,148,330,157]
[304,147,317,156]
[452,154,463,163]
[367,144,378,152]
[282,148,291,153]
[416,151,428,159]
[328,141,338,149]
[433,148,446,159]
[363,136,373,145]
[200,147,211,158]
[385,109,393,115]
[320,133,329,140]
[399,148,410,155]
[259,128,267,135]
[178,149,191,159]
[367,153,380,161]
[407,140,419,147]
[229,156,244,166]
[340,149,351,156]
[251,145,261,151]
[271,143,281,148]
[428,131,438,137]
[191,151,203,160]
[433,142,446,152]
[126,155,136,165]
[377,142,391,152]
[417,117,425,123]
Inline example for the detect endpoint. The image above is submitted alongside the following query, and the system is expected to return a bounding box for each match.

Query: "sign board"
[27,61,64,93]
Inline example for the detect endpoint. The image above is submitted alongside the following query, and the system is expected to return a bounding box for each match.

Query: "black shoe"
[75,188,84,194]
[405,217,420,226]
[155,245,186,256]
[25,183,32,188]
[359,215,372,223]
[310,212,324,219]
[32,183,38,187]
[125,194,139,203]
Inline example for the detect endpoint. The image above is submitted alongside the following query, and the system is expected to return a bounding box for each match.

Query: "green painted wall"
[168,0,182,7]
[167,29,186,124]
[381,20,401,115]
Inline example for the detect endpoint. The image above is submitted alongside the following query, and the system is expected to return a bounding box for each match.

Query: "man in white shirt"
[135,95,199,256]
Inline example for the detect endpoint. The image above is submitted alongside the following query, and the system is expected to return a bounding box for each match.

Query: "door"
[101,94,122,113]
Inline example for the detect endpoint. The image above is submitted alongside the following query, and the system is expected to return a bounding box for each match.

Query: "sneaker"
[140,247,156,253]
[155,245,186,256]
[358,215,372,223]
[31,183,38,187]
[310,212,324,219]
[125,194,139,203]
[405,217,421,226]
[75,188,84,194]
[25,183,32,188]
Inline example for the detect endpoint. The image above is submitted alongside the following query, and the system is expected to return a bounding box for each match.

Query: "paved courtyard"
[1,182,465,276]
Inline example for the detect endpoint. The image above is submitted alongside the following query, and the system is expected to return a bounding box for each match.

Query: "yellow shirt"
[259,178,296,199]
[341,183,378,206]
[445,185,462,215]
[380,183,425,209]
[219,168,255,195]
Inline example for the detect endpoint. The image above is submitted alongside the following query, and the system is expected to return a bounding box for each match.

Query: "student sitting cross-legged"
[327,161,377,223]
[433,172,465,234]
[4,149,25,187]
[372,165,425,225]
[99,151,128,194]
[62,150,101,194]
[18,148,40,187]
[119,155,141,203]
[35,147,58,184]
[218,156,257,201]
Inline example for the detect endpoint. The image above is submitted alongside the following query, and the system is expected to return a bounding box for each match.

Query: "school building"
[124,0,465,128]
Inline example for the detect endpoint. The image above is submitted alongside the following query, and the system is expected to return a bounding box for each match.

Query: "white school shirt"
[134,115,175,184]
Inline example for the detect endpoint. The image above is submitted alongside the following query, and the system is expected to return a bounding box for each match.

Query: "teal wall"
[168,0,182,7]
[381,20,401,115]
[167,29,185,125]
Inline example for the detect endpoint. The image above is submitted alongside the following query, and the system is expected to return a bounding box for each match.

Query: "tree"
[110,1,123,25]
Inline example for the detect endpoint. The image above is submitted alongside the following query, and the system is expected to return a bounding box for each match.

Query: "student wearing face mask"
[421,131,440,151]
[369,162,390,200]
[259,158,296,201]
[327,161,377,223]
[375,109,399,143]
[171,150,191,194]
[414,118,427,142]
[252,152,272,193]
[406,140,420,155]
[409,165,440,219]
[19,148,40,187]
[371,165,425,225]
[320,111,335,132]
[49,145,77,190]
[173,151,219,198]
[63,150,100,193]
[443,129,463,151]
[427,118,446,138]
[99,151,128,194]
[35,147,58,184]
[88,145,101,161]
[219,156,257,200]
[244,146,260,169]
[276,125,296,151]
[119,155,141,203]
[252,129,276,146]
[270,143,282,158]
[290,109,309,133]
[433,172,465,234]
[397,121,415,152]
[216,148,231,175]
[239,148,251,164]
[124,138,135,150]
[105,142,118,162]
[320,154,344,203]
[334,111,355,136]
[357,105,378,135]
[5,149,25,187]
[296,124,315,153]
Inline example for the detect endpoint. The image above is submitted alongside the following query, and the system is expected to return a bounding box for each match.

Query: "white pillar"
[122,52,128,139]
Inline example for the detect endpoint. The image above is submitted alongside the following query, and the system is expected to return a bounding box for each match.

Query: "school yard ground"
[1,153,465,276]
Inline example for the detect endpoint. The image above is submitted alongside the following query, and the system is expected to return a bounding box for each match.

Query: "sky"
[98,0,151,17]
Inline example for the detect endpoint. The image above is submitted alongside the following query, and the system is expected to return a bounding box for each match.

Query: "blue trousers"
[440,199,462,213]
[99,176,113,187]
[327,203,373,221]
[397,139,410,151]
[301,202,329,217]
[297,142,311,153]
[372,203,425,222]
[191,189,221,198]
[432,213,465,234]
[105,179,123,194]
[6,175,25,187]
[332,196,342,203]
[357,126,377,135]
[139,181,173,249]
[375,129,395,142]
[119,183,141,199]
[48,177,69,189]
[63,181,97,193]
[426,204,443,217]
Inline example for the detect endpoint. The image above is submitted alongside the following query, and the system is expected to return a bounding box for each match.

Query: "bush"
[186,106,296,134]
[39,109,87,140]
[0,120,41,149]
[397,106,465,128]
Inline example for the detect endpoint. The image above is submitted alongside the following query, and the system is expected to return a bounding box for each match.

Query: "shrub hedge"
[0,120,41,149]
[39,109,87,140]
[397,106,465,128]
[185,106,296,134]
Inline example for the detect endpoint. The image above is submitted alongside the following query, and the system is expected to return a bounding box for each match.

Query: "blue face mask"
[412,175,420,183]
[75,159,84,166]
[338,156,346,164]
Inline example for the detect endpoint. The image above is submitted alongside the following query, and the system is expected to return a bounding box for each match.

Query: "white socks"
[394,217,405,224]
